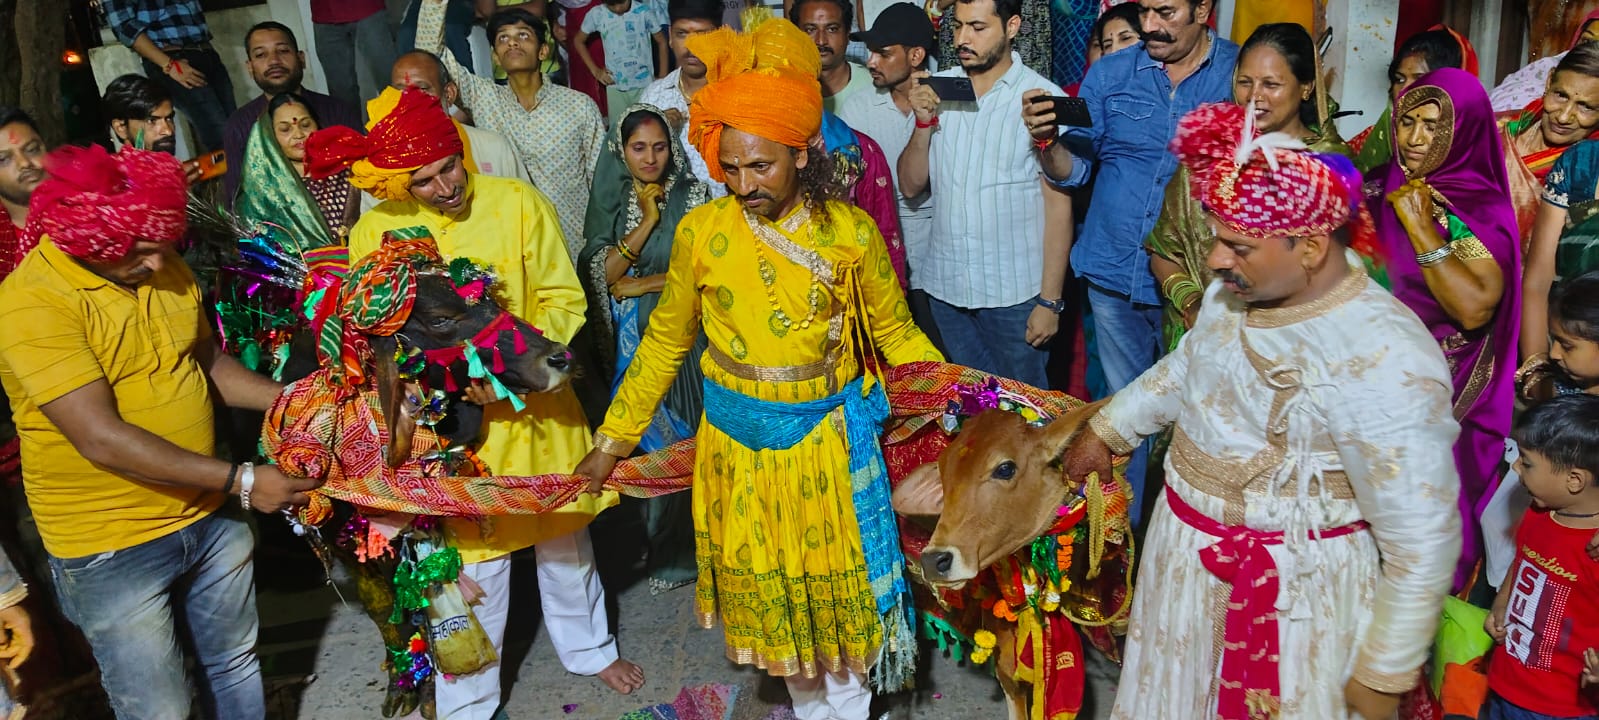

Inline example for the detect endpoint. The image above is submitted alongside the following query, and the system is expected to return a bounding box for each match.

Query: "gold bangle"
[1160,271,1193,299]
[614,242,640,263]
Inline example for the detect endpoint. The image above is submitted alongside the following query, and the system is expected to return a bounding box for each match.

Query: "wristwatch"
[1034,296,1066,314]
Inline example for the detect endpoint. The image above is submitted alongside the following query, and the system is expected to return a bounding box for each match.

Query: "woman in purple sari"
[1375,67,1522,590]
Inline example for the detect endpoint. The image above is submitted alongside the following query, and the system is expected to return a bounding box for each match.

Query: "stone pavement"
[256,505,1121,720]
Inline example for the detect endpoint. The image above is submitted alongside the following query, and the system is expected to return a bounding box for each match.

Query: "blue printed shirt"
[101,0,211,49]
[1054,35,1239,305]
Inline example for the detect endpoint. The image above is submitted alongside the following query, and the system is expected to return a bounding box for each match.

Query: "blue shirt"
[101,0,211,49]
[1056,35,1239,305]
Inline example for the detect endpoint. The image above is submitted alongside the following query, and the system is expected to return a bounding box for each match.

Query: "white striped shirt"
[923,52,1059,308]
[838,87,934,290]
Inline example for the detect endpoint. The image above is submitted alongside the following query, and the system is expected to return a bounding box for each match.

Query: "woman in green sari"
[578,104,710,594]
[1521,138,1599,364]
[1146,23,1353,349]
[234,92,359,249]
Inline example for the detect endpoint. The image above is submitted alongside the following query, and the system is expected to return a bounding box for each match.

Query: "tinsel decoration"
[387,633,434,691]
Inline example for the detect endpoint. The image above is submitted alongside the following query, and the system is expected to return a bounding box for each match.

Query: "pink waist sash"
[1164,485,1370,720]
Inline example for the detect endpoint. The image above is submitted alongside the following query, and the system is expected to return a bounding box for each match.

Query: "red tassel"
[511,326,527,354]
[443,373,458,392]
[491,347,505,374]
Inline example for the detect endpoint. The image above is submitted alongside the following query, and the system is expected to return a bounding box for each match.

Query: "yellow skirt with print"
[691,354,881,680]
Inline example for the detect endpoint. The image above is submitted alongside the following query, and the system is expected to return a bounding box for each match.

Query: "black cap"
[849,3,936,55]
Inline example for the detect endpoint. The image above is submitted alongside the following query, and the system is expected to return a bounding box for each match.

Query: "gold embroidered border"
[593,431,635,457]
[1450,327,1496,423]
[1171,426,1355,505]
[1089,412,1135,455]
[1450,236,1493,261]
[1352,653,1421,695]
[1246,262,1368,329]
[1395,85,1456,180]
[708,343,841,383]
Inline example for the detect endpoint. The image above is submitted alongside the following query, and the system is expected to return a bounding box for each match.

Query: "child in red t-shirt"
[1485,394,1599,719]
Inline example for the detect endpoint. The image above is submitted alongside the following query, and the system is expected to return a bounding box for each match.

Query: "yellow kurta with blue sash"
[595,197,941,685]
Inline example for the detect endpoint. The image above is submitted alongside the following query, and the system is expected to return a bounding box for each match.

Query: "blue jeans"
[1085,281,1163,526]
[1482,694,1599,720]
[927,295,1050,390]
[399,0,476,73]
[314,11,398,116]
[48,509,263,720]
[141,47,236,152]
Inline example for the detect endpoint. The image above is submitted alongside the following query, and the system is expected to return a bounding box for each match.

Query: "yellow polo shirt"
[0,240,222,559]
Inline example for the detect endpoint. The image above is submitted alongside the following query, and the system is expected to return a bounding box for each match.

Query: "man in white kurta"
[1066,103,1463,720]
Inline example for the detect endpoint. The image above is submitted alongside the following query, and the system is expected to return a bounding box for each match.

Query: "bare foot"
[596,658,646,694]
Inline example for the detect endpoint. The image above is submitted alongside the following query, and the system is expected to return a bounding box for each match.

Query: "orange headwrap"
[686,14,823,183]
[306,87,464,203]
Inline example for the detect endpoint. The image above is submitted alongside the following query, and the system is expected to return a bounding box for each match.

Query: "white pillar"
[1326,0,1401,138]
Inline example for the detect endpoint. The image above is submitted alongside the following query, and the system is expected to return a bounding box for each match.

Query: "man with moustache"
[307,87,640,715]
[100,0,236,153]
[897,0,1072,391]
[575,17,940,720]
[639,0,726,195]
[1028,0,1238,524]
[222,21,362,204]
[0,143,317,719]
[388,50,530,184]
[792,0,874,113]
[838,2,939,340]
[103,75,213,186]
[1062,102,1461,720]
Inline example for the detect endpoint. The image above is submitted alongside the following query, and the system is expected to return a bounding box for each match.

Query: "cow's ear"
[892,462,944,517]
[371,335,418,469]
[1041,398,1110,461]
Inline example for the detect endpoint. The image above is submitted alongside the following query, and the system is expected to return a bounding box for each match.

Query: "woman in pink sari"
[1375,68,1522,590]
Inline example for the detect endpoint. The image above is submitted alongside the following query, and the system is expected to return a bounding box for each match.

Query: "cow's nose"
[923,550,954,578]
[546,351,571,371]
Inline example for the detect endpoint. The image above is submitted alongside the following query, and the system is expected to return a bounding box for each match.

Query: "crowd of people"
[2,0,1599,718]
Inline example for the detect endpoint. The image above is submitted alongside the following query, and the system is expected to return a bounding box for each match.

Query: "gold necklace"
[748,208,824,331]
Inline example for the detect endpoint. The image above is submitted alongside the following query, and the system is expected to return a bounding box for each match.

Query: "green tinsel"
[388,546,463,624]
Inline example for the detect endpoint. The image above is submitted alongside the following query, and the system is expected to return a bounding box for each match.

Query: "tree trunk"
[13,0,66,145]
[0,0,19,109]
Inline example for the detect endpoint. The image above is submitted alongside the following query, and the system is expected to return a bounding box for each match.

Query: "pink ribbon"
[1164,485,1369,720]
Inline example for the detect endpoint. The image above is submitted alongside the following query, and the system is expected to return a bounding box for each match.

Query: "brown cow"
[891,399,1110,720]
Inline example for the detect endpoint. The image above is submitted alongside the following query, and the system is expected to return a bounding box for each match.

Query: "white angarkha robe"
[1096,260,1464,719]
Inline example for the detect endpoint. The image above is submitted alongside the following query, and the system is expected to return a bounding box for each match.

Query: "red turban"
[306,87,464,202]
[26,145,188,263]
[1171,103,1362,241]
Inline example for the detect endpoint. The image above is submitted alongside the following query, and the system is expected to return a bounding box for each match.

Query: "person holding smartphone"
[1026,0,1238,527]
[895,0,1071,392]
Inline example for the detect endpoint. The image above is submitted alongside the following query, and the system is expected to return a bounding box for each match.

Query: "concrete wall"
[1325,0,1400,138]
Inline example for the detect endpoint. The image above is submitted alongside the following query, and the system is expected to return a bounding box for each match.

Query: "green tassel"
[463,341,525,412]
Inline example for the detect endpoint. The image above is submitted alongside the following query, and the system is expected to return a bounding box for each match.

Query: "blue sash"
[702,374,916,691]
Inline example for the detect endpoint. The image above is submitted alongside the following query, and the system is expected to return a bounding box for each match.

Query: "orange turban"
[306,86,464,203]
[686,14,823,183]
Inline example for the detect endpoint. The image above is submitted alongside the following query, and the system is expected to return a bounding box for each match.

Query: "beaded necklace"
[747,206,826,331]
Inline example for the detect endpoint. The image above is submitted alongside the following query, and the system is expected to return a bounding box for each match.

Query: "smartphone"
[921,76,977,103]
[1033,95,1092,128]
[194,150,227,181]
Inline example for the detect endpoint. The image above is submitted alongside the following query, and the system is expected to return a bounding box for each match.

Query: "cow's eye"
[992,461,1017,481]
[426,315,454,329]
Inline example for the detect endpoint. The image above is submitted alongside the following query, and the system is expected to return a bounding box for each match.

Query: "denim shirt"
[1055,35,1240,305]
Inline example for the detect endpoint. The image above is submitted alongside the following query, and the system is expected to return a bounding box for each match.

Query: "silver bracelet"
[239,462,256,512]
[1415,244,1454,267]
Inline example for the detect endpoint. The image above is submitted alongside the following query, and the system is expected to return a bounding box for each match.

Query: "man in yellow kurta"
[574,16,942,720]
[306,87,640,717]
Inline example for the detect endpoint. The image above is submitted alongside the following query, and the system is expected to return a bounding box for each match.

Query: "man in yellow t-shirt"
[306,86,640,716]
[0,145,317,719]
